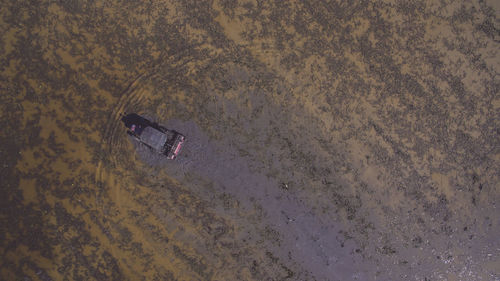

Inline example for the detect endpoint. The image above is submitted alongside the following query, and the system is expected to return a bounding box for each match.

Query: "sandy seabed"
[1,0,499,280]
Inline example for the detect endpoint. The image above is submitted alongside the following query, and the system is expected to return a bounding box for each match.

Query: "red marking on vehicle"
[174,140,184,155]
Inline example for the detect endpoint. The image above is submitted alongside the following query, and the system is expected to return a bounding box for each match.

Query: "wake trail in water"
[93,53,195,236]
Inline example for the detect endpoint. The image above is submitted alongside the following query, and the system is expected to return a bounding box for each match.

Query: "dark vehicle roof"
[139,127,168,151]
[121,113,151,130]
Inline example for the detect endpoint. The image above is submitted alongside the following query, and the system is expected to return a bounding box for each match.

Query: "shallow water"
[1,0,499,280]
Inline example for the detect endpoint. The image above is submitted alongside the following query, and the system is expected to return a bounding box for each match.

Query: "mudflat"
[1,1,499,280]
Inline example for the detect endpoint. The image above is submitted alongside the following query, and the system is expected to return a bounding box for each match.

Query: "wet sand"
[1,0,499,280]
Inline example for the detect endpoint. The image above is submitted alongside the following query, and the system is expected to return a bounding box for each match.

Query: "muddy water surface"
[1,0,499,280]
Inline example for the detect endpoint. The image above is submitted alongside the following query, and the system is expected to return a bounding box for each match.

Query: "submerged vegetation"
[1,0,498,280]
